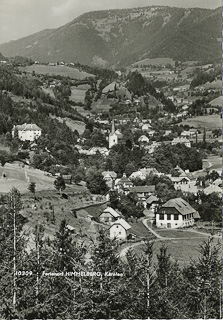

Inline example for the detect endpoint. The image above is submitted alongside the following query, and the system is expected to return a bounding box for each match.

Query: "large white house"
[12,123,42,142]
[156,198,200,229]
[171,137,191,148]
[109,218,131,240]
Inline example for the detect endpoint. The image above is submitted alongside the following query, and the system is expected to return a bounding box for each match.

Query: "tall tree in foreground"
[183,237,222,319]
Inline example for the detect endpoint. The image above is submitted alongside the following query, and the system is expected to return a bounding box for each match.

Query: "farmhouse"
[99,206,120,225]
[12,123,42,142]
[171,137,191,148]
[130,185,156,208]
[138,135,149,144]
[170,176,190,190]
[88,147,109,156]
[109,218,131,240]
[146,195,160,212]
[62,175,72,184]
[115,174,134,194]
[156,198,200,229]
[102,171,117,188]
[203,185,222,197]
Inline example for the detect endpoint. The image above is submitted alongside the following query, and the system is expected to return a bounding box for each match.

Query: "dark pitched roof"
[130,185,155,193]
[161,198,198,216]
[146,195,159,204]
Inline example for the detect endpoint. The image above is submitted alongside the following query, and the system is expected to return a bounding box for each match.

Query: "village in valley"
[0,55,221,258]
[0,4,222,319]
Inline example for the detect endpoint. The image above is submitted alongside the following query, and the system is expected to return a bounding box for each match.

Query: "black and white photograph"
[0,0,222,319]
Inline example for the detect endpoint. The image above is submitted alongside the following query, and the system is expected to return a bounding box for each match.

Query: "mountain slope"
[0,6,221,66]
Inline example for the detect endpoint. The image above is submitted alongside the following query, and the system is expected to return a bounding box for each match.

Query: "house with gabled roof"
[171,137,191,148]
[114,174,134,194]
[109,218,131,240]
[12,123,42,142]
[156,198,200,229]
[130,185,156,208]
[102,171,117,188]
[203,185,222,197]
[146,195,160,212]
[99,206,120,225]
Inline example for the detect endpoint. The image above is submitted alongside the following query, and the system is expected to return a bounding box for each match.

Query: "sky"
[0,0,221,44]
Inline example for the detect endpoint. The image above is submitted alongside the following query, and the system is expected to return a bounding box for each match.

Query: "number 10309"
[15,271,33,276]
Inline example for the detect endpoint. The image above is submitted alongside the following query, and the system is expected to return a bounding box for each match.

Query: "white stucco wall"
[110,224,127,240]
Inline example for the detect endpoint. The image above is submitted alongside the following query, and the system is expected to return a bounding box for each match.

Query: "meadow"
[70,85,90,103]
[19,65,94,79]
[180,114,221,130]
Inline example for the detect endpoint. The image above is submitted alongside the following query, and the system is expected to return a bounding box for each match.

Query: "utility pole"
[13,200,16,307]
[8,188,21,308]
[36,214,40,298]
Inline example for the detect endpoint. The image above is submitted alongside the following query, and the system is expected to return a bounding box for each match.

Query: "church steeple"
[111,119,115,135]
[109,119,118,149]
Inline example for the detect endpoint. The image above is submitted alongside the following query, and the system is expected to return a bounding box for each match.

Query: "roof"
[138,135,149,142]
[203,185,222,195]
[66,225,75,231]
[161,198,197,216]
[109,218,131,230]
[146,195,159,204]
[129,171,146,180]
[102,171,117,179]
[140,168,159,175]
[171,176,189,183]
[102,82,119,93]
[116,177,133,185]
[172,137,190,143]
[100,206,120,218]
[131,185,155,193]
[62,175,72,179]
[212,178,222,186]
[14,123,41,131]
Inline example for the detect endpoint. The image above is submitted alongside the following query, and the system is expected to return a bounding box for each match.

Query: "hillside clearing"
[19,65,94,79]
[180,114,221,130]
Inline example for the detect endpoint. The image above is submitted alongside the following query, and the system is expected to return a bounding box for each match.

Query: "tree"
[183,237,222,319]
[86,170,108,195]
[54,176,66,194]
[28,182,36,195]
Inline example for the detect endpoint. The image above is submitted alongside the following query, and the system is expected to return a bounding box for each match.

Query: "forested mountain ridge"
[0,6,221,66]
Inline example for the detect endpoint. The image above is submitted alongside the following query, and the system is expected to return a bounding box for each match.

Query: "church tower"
[109,120,118,149]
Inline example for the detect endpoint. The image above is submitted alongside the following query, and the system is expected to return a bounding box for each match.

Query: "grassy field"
[154,228,208,239]
[205,155,222,171]
[132,236,220,267]
[72,106,92,117]
[91,97,113,113]
[0,163,56,193]
[70,85,90,103]
[50,114,85,134]
[180,114,222,130]
[132,57,175,66]
[19,65,94,80]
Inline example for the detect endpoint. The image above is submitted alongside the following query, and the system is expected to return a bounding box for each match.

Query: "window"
[174,215,179,220]
[159,214,164,220]
[167,214,171,220]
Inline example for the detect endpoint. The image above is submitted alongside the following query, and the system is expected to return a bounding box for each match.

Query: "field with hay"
[19,65,94,79]
[70,84,90,103]
[180,114,221,130]
[50,114,85,134]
